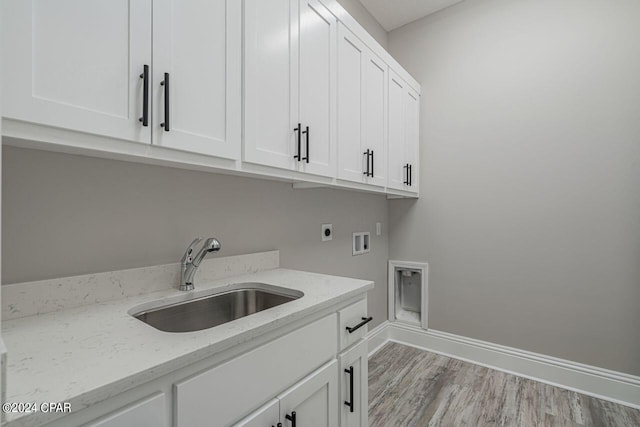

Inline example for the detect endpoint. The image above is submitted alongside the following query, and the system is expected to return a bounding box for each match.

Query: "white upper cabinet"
[297,0,337,177]
[337,24,387,187]
[2,0,419,196]
[243,0,296,171]
[388,70,419,192]
[1,0,152,144]
[244,0,337,178]
[2,0,241,160]
[152,0,241,159]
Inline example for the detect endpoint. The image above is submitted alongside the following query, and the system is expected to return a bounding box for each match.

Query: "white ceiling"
[359,0,464,31]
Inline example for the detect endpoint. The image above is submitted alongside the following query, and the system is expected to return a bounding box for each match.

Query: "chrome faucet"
[180,237,221,291]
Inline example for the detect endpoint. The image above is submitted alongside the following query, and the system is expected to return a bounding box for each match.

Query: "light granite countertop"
[1,268,373,427]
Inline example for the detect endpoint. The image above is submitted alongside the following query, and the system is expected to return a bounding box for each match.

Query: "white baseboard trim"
[366,321,391,358]
[366,322,640,410]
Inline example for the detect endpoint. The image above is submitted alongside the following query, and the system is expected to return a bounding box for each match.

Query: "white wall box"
[388,260,428,329]
[244,0,337,178]
[387,70,420,194]
[1,0,420,198]
[337,23,388,188]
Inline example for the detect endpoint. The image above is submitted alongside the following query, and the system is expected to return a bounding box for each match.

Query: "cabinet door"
[233,399,280,427]
[244,0,298,171]
[152,0,240,159]
[404,87,420,193]
[339,340,368,427]
[387,70,407,190]
[362,51,387,188]
[87,393,166,427]
[297,0,337,178]
[337,24,366,184]
[278,360,338,427]
[1,0,151,144]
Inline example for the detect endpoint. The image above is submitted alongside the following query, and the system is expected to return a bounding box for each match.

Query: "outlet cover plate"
[322,224,332,241]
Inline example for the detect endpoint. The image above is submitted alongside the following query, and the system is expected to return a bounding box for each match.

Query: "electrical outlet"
[322,224,332,241]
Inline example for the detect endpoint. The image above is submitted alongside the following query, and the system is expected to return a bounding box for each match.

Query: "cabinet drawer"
[87,393,166,427]
[339,299,369,351]
[174,314,337,427]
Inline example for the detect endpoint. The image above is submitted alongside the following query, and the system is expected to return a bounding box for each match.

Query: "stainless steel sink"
[131,284,302,333]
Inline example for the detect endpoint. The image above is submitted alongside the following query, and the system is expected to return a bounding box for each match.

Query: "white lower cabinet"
[87,393,166,427]
[339,340,368,427]
[233,399,280,427]
[37,298,368,427]
[235,360,338,427]
[175,314,337,426]
[278,360,338,427]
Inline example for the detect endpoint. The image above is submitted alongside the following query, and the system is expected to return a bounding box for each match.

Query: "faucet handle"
[181,238,202,265]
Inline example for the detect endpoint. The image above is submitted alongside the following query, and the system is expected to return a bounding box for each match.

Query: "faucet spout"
[180,237,221,291]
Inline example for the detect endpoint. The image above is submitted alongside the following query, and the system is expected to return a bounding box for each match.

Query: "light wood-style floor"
[369,342,640,427]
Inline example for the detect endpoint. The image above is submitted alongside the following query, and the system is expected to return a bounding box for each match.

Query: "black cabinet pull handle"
[138,65,149,126]
[344,366,354,413]
[160,72,170,131]
[293,124,301,161]
[370,150,374,177]
[285,411,296,427]
[403,164,409,185]
[302,126,309,163]
[363,149,370,176]
[346,316,372,333]
[409,164,412,186]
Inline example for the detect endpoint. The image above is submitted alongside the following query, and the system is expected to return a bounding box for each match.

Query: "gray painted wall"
[388,0,640,375]
[336,0,388,48]
[2,146,389,328]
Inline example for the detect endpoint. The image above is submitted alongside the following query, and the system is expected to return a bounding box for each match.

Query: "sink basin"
[131,283,302,333]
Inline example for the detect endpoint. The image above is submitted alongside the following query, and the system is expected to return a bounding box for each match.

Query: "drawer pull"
[344,366,354,413]
[346,316,372,334]
[285,411,296,427]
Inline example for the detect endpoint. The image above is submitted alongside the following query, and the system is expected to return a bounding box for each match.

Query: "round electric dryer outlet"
[322,224,332,241]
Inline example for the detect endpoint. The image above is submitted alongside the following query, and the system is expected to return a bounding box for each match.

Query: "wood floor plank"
[369,342,640,427]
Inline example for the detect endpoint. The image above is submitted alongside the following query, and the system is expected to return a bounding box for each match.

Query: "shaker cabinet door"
[296,0,337,178]
[2,0,152,144]
[243,0,298,171]
[278,360,338,427]
[152,0,241,159]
